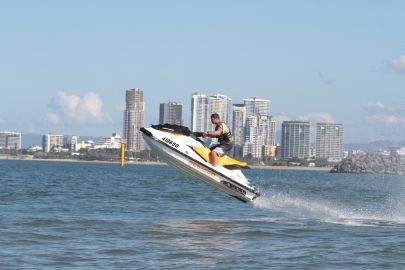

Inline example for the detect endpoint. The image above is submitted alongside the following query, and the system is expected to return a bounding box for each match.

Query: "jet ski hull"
[141,127,259,202]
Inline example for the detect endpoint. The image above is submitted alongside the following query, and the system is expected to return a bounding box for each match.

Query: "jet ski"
[140,124,260,202]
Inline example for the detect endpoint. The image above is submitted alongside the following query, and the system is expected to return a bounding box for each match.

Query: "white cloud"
[365,101,393,113]
[368,115,400,126]
[308,112,335,123]
[273,112,335,124]
[364,100,405,141]
[387,56,405,74]
[116,104,126,112]
[283,112,335,124]
[46,113,60,125]
[47,91,111,125]
[295,115,309,121]
[272,114,291,124]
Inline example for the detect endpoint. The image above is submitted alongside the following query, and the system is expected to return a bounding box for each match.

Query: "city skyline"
[1,1,405,142]
[0,89,392,143]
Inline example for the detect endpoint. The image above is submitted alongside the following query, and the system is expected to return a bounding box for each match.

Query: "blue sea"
[0,160,404,269]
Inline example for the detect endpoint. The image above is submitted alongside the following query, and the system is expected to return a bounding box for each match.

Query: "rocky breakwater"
[330,153,405,175]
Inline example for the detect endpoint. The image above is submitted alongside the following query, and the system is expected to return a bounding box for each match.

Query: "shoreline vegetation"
[0,155,331,171]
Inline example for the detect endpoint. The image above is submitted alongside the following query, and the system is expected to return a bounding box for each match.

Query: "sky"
[1,0,405,143]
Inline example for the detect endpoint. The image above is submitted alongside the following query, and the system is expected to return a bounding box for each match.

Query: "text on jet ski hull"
[162,137,179,148]
[221,181,247,195]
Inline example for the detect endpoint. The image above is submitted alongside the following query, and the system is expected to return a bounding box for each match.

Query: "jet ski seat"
[193,146,250,169]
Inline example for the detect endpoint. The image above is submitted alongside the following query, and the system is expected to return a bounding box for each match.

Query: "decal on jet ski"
[162,137,179,148]
[221,181,247,195]
[188,161,216,177]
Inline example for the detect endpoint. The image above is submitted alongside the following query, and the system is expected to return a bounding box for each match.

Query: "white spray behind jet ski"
[140,124,260,202]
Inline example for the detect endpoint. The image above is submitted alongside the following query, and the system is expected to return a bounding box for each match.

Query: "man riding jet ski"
[203,113,234,166]
[140,123,260,202]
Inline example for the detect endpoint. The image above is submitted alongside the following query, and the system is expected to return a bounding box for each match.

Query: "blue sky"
[1,0,405,142]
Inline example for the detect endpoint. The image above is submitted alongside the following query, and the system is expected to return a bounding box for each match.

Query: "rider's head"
[210,113,220,124]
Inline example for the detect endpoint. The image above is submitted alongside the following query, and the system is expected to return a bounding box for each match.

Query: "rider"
[204,113,234,166]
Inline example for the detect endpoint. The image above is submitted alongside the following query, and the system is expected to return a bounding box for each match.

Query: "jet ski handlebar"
[192,132,205,138]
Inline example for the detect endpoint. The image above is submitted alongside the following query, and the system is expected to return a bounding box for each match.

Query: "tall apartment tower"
[242,115,276,159]
[123,88,145,152]
[316,123,344,162]
[243,116,261,158]
[257,116,276,146]
[43,134,64,152]
[70,136,78,152]
[280,121,310,160]
[191,93,209,132]
[209,94,233,130]
[159,101,183,126]
[232,104,246,156]
[243,97,270,118]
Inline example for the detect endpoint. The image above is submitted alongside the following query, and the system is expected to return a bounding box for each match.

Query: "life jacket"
[215,122,233,145]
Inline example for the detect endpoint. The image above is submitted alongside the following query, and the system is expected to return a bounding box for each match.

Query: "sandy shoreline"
[0,156,166,166]
[0,156,331,171]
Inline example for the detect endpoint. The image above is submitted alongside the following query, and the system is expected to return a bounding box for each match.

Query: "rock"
[330,153,405,175]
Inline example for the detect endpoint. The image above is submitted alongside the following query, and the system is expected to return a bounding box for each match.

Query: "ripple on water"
[17,218,65,227]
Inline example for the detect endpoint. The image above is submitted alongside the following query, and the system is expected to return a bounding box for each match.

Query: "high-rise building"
[316,123,344,162]
[70,136,78,152]
[0,132,21,149]
[280,121,310,160]
[232,104,246,145]
[191,93,209,132]
[243,97,270,118]
[243,116,261,158]
[123,88,145,152]
[43,134,64,152]
[232,104,246,156]
[209,94,233,130]
[258,115,276,146]
[242,115,276,159]
[159,101,183,126]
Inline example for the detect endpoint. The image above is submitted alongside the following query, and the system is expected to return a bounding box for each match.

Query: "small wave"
[18,218,65,227]
[253,189,405,226]
[99,248,139,256]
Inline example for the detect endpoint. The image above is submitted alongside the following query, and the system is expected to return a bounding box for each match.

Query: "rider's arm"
[204,130,221,137]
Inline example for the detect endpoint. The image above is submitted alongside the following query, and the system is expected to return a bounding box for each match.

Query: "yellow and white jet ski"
[140,124,260,202]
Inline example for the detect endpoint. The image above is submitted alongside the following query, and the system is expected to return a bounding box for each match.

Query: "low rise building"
[27,145,43,152]
[94,133,123,149]
[389,147,405,156]
[0,132,21,149]
[75,141,94,152]
[43,134,64,152]
[263,144,277,158]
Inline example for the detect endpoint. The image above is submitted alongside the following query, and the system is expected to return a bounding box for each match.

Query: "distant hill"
[22,134,102,148]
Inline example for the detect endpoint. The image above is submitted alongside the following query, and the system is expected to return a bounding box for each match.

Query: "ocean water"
[0,160,404,269]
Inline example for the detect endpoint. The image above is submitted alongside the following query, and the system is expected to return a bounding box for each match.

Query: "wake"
[252,188,405,226]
